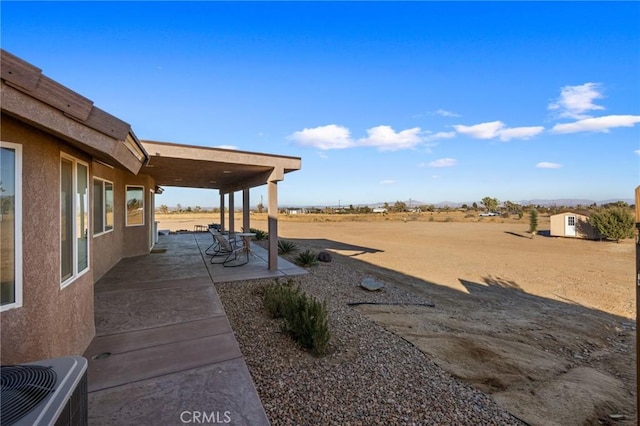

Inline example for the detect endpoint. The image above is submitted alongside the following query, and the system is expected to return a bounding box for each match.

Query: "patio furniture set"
[204,224,256,267]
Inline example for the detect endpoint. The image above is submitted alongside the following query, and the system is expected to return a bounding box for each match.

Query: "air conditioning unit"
[1,356,88,426]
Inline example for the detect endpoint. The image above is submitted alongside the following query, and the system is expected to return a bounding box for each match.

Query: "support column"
[267,180,278,270]
[219,191,225,232]
[243,189,250,233]
[228,192,235,234]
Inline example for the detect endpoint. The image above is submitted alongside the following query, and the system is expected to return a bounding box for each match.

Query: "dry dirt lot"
[155,212,636,424]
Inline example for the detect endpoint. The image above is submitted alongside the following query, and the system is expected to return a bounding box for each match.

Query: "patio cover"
[140,140,301,194]
[140,140,302,270]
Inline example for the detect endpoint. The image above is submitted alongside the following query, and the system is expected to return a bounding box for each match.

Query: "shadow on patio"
[84,232,306,425]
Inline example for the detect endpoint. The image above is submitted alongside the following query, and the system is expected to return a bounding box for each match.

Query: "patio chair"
[204,227,223,256]
[210,233,249,267]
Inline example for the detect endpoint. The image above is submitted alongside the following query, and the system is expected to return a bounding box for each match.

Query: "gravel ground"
[216,246,525,425]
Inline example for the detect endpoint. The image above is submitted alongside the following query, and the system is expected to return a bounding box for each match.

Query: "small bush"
[529,208,538,236]
[250,228,268,240]
[264,279,302,319]
[263,279,330,355]
[278,239,298,254]
[295,249,318,267]
[590,207,635,242]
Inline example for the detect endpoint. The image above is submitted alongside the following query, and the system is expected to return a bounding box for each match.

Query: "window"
[1,142,22,311]
[126,186,144,226]
[61,155,89,286]
[93,178,114,235]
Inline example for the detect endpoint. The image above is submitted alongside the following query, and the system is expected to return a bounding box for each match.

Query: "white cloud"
[290,124,430,151]
[635,150,640,156]
[454,121,545,141]
[498,126,545,141]
[552,115,640,134]
[434,109,461,118]
[380,180,398,185]
[213,145,239,150]
[425,131,456,142]
[289,124,353,150]
[536,162,563,169]
[454,121,506,139]
[428,158,458,168]
[548,82,604,119]
[356,125,423,151]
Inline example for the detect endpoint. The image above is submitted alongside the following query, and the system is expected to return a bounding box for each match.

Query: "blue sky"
[2,1,639,207]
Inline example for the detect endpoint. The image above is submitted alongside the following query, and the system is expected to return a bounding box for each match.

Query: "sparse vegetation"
[589,207,635,242]
[278,239,298,254]
[250,228,268,240]
[264,279,330,355]
[295,249,318,267]
[529,208,538,238]
[481,196,499,213]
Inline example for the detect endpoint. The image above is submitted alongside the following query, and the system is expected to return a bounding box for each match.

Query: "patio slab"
[85,233,271,425]
[88,359,266,426]
[193,232,307,283]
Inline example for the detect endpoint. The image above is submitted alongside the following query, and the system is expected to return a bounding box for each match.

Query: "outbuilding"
[549,211,600,239]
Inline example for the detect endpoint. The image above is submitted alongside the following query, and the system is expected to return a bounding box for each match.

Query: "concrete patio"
[84,232,306,425]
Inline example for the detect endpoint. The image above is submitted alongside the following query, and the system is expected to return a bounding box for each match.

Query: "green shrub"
[278,239,298,254]
[589,207,635,242]
[529,208,538,236]
[249,228,268,240]
[263,279,330,355]
[295,249,318,267]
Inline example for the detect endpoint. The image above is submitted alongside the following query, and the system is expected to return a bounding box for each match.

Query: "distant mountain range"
[163,198,635,210]
[327,198,635,209]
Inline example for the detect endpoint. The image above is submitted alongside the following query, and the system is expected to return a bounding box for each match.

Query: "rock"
[361,277,386,291]
[609,414,626,420]
[318,251,332,262]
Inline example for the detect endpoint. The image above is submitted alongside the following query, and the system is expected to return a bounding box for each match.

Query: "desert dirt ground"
[155,212,637,424]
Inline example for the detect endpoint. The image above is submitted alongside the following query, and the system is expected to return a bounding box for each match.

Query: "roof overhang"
[0,49,149,174]
[141,140,302,193]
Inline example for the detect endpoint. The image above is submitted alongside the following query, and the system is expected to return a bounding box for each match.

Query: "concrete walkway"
[84,233,306,425]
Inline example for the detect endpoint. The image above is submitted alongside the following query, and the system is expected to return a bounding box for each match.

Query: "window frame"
[93,177,114,237]
[60,153,90,288]
[0,142,23,312]
[125,185,145,227]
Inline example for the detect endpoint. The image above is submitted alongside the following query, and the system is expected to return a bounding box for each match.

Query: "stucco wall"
[1,115,95,364]
[1,115,157,364]
[91,161,125,281]
[122,174,155,258]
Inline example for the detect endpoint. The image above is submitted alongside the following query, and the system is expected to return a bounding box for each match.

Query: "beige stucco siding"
[1,115,95,363]
[1,115,156,364]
